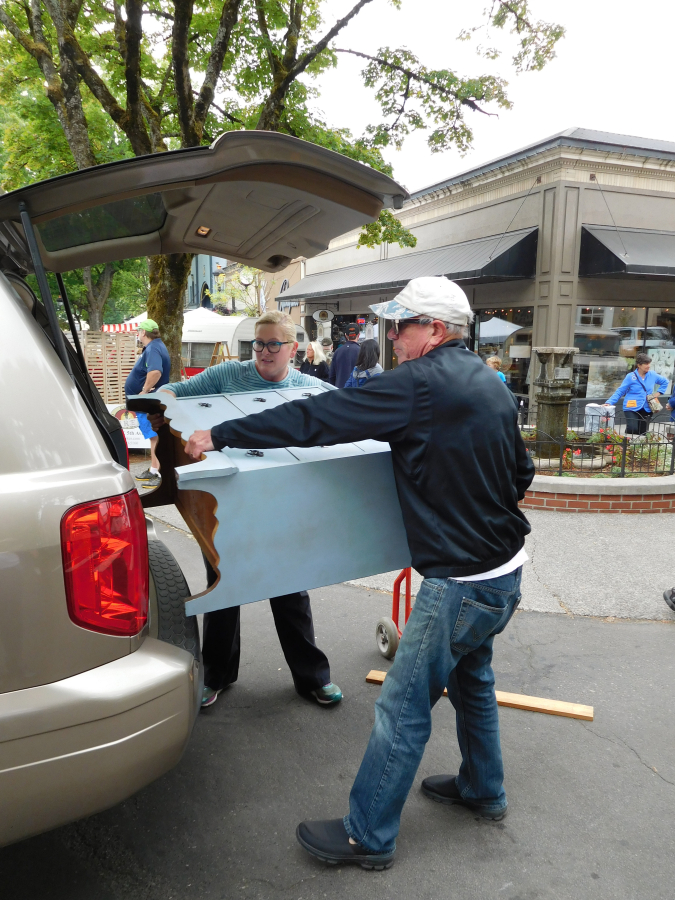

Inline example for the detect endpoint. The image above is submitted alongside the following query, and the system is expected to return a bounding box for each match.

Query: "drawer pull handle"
[246,450,264,457]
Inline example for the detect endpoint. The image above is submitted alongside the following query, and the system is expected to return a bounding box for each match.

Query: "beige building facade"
[279,128,675,403]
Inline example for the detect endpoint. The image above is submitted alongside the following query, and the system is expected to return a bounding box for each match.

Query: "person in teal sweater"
[605,353,668,436]
[156,311,343,710]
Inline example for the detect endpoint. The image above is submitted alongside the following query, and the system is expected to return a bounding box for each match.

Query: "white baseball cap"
[369,277,473,326]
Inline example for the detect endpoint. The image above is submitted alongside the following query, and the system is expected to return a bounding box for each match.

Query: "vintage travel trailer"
[105,307,310,376]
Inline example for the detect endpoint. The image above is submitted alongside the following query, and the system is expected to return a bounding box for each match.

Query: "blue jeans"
[345,568,522,854]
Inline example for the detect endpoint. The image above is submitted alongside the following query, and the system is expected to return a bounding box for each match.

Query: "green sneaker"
[310,682,343,706]
[201,685,222,709]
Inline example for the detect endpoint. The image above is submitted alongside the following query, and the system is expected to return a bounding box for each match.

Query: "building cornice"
[324,145,675,255]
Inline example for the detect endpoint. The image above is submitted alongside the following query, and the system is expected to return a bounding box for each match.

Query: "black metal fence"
[521,419,675,477]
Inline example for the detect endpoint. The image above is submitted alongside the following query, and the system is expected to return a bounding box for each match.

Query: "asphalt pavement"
[2,486,673,900]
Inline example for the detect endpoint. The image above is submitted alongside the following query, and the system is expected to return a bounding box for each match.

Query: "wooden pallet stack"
[82,332,138,404]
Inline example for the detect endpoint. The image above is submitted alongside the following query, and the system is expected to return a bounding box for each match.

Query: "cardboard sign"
[106,404,151,449]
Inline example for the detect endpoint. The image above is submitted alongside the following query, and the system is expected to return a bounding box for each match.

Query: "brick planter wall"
[520,474,675,513]
[521,491,675,513]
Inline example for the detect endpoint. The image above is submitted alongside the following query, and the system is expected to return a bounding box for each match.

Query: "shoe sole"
[200,689,222,709]
[296,827,394,870]
[310,693,343,706]
[664,591,675,612]
[421,785,507,821]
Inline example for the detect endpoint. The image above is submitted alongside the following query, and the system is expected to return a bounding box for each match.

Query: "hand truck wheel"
[376,617,400,659]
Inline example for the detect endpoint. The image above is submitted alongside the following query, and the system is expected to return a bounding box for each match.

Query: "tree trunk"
[147,253,193,380]
[82,263,114,331]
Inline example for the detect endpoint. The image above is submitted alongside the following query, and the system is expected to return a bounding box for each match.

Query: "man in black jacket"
[185,277,535,870]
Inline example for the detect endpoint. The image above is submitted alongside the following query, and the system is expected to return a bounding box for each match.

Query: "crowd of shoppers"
[302,327,382,387]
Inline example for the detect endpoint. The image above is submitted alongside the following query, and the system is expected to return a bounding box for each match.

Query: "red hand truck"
[375,567,412,659]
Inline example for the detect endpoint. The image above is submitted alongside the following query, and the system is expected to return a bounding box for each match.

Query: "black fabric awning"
[281,227,538,302]
[580,224,675,279]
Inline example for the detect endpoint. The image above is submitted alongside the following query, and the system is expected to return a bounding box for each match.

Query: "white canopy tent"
[103,307,309,363]
[478,317,521,344]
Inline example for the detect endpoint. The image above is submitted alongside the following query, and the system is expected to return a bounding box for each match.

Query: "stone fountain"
[533,347,579,443]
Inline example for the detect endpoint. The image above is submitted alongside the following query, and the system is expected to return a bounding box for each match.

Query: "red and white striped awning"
[101,322,137,332]
[101,313,147,332]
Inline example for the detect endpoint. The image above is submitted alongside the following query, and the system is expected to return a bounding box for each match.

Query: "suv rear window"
[37,193,167,251]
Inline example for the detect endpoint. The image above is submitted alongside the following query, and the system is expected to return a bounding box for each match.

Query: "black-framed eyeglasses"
[252,339,294,353]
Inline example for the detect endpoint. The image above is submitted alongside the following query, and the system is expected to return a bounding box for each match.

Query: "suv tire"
[148,539,201,662]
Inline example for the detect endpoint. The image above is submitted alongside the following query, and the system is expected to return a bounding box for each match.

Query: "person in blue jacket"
[666,380,675,423]
[344,339,383,388]
[604,353,668,436]
[486,356,507,383]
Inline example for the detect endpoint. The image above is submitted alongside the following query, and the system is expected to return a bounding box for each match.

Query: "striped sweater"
[166,359,327,397]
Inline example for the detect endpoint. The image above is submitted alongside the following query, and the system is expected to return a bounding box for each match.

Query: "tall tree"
[0,0,564,376]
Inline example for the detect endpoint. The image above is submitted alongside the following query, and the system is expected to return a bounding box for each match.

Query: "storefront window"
[578,306,606,326]
[573,306,675,399]
[474,307,534,396]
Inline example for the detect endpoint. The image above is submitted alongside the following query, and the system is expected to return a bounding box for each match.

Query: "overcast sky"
[310,0,675,194]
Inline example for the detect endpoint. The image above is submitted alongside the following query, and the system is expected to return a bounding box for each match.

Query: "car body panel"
[0,639,199,847]
[0,275,137,693]
[0,132,408,274]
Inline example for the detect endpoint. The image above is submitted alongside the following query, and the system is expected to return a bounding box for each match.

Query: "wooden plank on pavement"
[365,670,593,721]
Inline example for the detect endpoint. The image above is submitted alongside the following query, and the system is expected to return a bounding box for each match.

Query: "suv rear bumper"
[0,637,200,847]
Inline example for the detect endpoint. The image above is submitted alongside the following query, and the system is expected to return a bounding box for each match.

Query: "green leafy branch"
[459,0,565,73]
[336,46,511,153]
[357,209,417,250]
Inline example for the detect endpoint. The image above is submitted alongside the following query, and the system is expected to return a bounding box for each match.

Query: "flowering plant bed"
[521,426,675,477]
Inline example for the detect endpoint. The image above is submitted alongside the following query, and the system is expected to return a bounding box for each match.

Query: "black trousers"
[624,408,652,435]
[201,558,331,695]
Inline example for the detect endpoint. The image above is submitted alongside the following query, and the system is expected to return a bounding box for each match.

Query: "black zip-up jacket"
[299,359,330,382]
[211,341,535,578]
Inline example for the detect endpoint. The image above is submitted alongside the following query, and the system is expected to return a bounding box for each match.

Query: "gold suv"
[0,132,405,846]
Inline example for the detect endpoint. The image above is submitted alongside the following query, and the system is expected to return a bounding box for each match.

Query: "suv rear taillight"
[61,490,149,636]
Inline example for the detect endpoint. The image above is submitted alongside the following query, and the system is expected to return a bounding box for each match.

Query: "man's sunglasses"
[389,318,425,336]
[252,339,294,353]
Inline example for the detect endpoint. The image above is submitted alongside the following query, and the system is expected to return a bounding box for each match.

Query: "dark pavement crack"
[582,723,675,787]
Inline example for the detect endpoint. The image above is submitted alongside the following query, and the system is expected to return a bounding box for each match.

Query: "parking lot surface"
[2,497,673,899]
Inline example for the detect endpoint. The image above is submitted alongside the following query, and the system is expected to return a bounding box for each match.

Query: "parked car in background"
[610,326,674,357]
